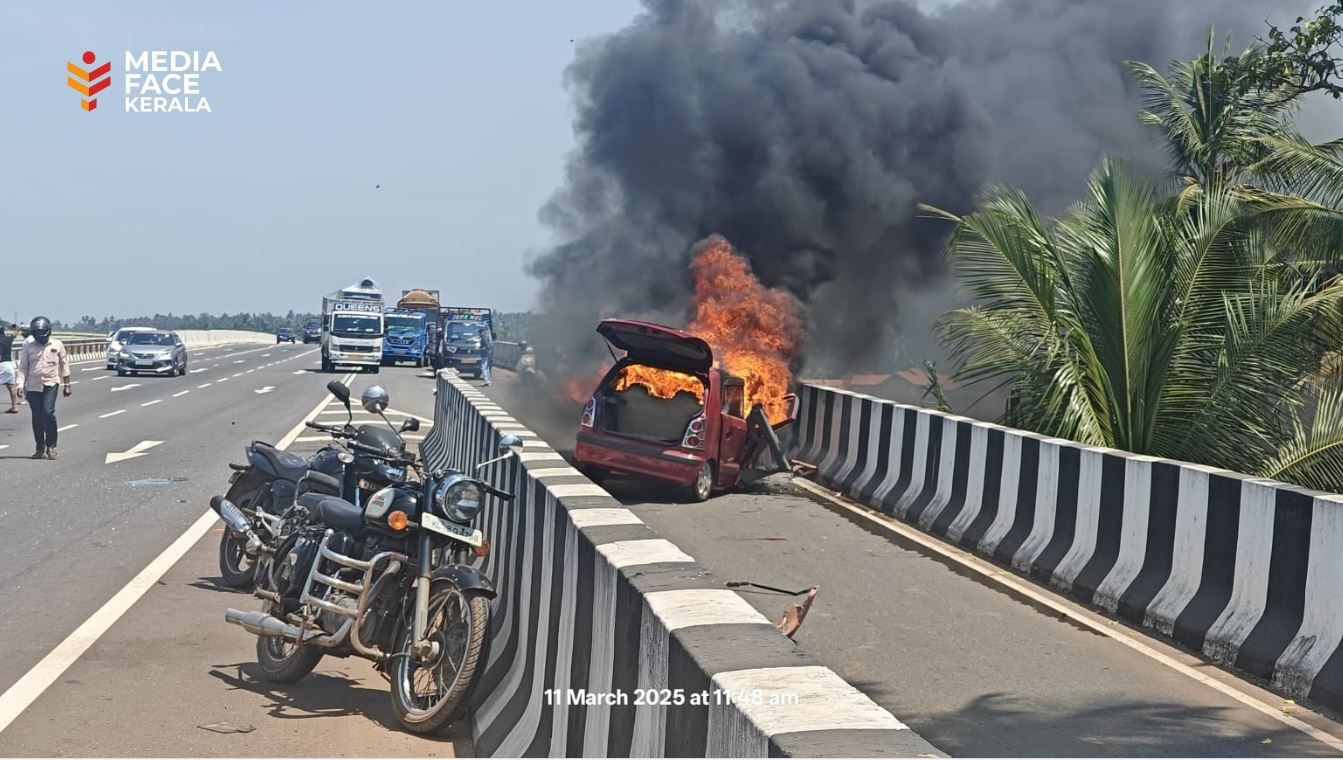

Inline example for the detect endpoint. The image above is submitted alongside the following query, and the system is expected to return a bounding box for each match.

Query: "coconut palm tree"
[930,153,1343,489]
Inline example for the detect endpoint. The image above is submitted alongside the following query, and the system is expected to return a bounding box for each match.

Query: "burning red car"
[574,319,794,501]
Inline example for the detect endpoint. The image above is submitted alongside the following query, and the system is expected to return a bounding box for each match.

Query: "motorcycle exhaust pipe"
[225,608,302,640]
[210,496,263,556]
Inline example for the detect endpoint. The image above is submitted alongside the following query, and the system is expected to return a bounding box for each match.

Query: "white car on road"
[106,326,157,369]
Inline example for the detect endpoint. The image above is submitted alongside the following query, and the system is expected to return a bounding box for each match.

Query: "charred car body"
[574,319,793,501]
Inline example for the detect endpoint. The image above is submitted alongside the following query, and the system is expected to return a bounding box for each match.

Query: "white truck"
[320,278,385,373]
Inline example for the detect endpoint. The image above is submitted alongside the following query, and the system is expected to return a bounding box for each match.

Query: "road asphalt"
[479,368,1343,758]
[0,348,467,756]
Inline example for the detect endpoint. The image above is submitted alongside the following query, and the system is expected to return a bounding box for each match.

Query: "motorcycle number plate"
[420,513,483,547]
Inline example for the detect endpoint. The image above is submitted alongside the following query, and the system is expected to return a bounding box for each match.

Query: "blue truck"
[381,308,430,367]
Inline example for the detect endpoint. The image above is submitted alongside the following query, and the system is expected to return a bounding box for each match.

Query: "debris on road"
[725,580,820,638]
[198,721,255,734]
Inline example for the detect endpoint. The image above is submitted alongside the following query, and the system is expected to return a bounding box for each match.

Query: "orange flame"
[688,236,801,423]
[612,364,705,402]
[556,235,802,425]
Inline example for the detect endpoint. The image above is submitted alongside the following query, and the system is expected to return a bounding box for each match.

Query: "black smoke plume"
[528,0,1303,377]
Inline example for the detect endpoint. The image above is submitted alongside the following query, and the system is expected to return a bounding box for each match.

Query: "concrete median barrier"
[57,330,274,363]
[420,370,941,758]
[794,382,1343,714]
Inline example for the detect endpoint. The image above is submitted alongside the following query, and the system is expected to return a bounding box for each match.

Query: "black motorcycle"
[215,380,419,588]
[219,385,520,735]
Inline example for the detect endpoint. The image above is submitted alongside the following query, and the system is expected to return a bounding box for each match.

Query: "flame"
[553,235,802,426]
[613,364,705,402]
[688,236,801,424]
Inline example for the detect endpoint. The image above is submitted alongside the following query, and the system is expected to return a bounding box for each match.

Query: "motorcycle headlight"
[434,476,483,523]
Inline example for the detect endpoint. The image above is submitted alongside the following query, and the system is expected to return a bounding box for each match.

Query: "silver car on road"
[116,330,189,377]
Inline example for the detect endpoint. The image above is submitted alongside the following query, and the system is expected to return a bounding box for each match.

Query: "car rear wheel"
[688,462,714,503]
[117,369,126,377]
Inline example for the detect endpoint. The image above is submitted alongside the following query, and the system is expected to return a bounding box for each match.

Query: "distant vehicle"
[383,289,440,368]
[433,306,493,377]
[382,309,429,367]
[302,319,322,344]
[276,327,296,344]
[321,278,384,374]
[115,330,188,377]
[573,319,795,502]
[106,326,157,369]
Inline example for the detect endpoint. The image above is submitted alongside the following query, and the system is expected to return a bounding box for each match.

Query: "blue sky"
[0,1,640,324]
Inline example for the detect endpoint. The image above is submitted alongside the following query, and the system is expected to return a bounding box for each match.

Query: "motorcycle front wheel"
[389,575,489,735]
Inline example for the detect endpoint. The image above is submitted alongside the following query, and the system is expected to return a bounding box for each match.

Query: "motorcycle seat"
[298,470,343,497]
[253,442,309,483]
[297,492,365,530]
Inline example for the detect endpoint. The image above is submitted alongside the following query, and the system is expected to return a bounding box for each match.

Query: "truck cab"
[381,308,428,367]
[321,278,384,374]
[432,306,493,376]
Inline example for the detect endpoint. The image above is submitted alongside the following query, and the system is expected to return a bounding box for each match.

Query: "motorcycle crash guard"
[433,564,497,599]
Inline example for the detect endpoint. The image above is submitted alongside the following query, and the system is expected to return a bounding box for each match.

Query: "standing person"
[0,324,16,413]
[478,327,493,386]
[13,326,26,405]
[15,317,71,460]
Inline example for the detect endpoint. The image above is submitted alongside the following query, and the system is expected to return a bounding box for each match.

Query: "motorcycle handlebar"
[350,440,417,467]
[305,420,354,438]
[480,482,515,502]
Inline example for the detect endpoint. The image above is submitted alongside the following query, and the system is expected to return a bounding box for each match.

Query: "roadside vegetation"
[931,5,1343,491]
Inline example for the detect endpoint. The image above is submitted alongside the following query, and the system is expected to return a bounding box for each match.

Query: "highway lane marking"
[57,424,77,432]
[104,440,162,464]
[233,360,245,364]
[0,445,7,451]
[90,376,109,382]
[110,384,140,392]
[0,371,356,737]
[293,370,307,375]
[197,383,212,389]
[98,410,125,419]
[141,400,161,407]
[80,367,101,373]
[217,377,230,383]
[246,369,255,374]
[792,479,1343,752]
[254,386,275,395]
[172,390,189,398]
[232,373,243,378]
[189,369,205,374]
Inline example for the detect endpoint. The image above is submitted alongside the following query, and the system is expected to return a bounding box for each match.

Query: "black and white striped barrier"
[420,370,942,757]
[793,383,1343,712]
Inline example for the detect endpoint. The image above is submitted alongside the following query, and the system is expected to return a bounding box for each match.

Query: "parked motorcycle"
[218,385,521,735]
[215,380,419,589]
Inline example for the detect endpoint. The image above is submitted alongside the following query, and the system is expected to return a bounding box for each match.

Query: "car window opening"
[599,364,706,443]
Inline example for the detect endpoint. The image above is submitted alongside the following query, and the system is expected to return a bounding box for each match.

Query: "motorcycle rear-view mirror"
[400,417,420,433]
[361,386,389,414]
[327,380,351,406]
[498,433,524,453]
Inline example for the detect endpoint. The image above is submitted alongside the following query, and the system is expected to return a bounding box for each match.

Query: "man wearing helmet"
[15,316,72,460]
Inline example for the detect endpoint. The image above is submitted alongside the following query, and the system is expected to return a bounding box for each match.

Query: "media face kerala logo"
[123,51,222,113]
[66,51,111,111]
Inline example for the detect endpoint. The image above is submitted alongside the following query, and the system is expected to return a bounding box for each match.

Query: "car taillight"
[581,397,596,428]
[682,415,706,449]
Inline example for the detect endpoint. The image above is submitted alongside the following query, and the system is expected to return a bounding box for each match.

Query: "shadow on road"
[208,662,458,741]
[897,691,1328,758]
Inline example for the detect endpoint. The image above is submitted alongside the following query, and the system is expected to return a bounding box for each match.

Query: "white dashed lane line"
[141,400,161,407]
[197,384,211,389]
[172,391,189,398]
[98,410,125,419]
[57,424,77,432]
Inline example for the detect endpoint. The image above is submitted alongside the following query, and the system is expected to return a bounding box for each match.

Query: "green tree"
[930,37,1343,489]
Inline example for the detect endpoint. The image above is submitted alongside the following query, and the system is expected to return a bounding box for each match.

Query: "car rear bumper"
[575,431,704,486]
